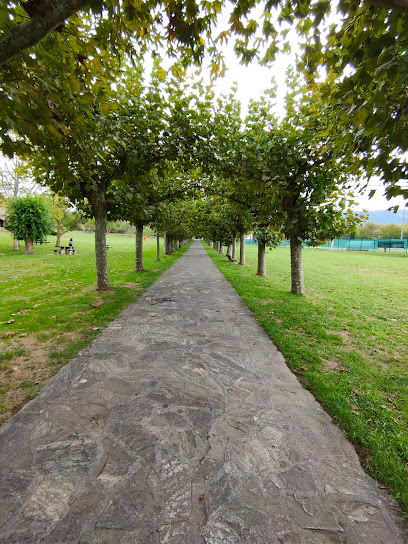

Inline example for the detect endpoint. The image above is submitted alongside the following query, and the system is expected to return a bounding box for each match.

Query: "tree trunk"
[24,238,34,254]
[13,238,19,251]
[257,239,266,276]
[135,222,144,272]
[156,232,160,262]
[93,187,110,290]
[290,237,305,295]
[56,221,62,247]
[239,228,246,266]
[232,232,237,261]
[163,232,167,259]
[227,243,232,256]
[218,243,223,254]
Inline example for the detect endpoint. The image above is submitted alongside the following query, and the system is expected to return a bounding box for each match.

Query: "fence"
[245,238,408,252]
[320,238,408,252]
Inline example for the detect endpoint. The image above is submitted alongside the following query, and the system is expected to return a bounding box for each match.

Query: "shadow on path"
[0,241,406,543]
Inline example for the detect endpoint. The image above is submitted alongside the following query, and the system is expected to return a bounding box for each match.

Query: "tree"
[378,223,402,239]
[29,62,130,289]
[6,195,54,253]
[46,194,82,247]
[0,155,41,249]
[0,156,40,199]
[29,59,177,289]
[356,222,381,239]
[238,77,365,294]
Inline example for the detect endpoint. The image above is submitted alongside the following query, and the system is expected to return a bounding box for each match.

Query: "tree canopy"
[6,194,54,253]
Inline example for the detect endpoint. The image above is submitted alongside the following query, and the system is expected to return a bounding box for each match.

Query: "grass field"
[205,243,408,516]
[0,229,190,424]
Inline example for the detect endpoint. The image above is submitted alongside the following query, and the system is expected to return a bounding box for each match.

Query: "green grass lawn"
[0,229,190,423]
[205,243,408,517]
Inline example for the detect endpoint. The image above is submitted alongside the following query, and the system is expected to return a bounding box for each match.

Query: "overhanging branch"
[0,0,88,66]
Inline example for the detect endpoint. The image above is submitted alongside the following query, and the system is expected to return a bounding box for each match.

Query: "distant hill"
[357,209,405,225]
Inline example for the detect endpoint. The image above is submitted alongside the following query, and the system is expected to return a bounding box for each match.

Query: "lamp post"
[401,204,407,239]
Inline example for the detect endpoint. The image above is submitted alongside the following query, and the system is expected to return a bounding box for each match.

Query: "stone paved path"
[0,241,406,544]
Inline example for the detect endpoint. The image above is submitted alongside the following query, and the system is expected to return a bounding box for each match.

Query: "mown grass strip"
[0,230,190,424]
[205,242,408,517]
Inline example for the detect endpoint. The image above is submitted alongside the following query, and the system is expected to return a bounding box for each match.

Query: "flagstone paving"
[0,240,406,543]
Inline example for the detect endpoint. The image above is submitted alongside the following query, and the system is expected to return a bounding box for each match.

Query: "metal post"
[401,204,407,239]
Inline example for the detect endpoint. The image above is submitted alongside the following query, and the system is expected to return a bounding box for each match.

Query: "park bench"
[54,246,76,255]
[106,245,112,250]
[35,240,50,245]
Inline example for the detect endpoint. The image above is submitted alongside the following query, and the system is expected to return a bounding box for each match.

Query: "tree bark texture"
[163,233,167,258]
[290,237,305,295]
[156,233,160,262]
[24,238,34,254]
[218,243,223,254]
[13,239,19,251]
[232,233,237,261]
[239,229,246,265]
[135,222,144,272]
[257,240,266,276]
[93,188,110,290]
[56,222,62,247]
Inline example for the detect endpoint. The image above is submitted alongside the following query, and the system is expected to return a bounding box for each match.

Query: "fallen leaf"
[2,332,15,338]
[11,309,28,316]
[6,320,15,324]
[50,316,58,319]
[92,327,100,330]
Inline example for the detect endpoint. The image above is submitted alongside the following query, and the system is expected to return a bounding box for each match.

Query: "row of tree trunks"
[255,236,304,294]
[210,235,246,265]
[209,232,305,295]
